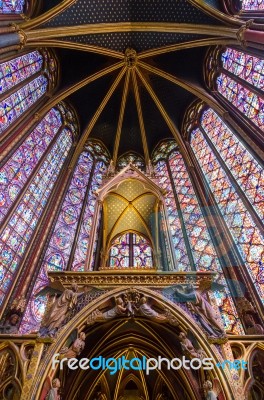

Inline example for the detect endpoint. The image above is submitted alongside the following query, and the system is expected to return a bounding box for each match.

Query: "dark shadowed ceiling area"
[36,0,229,160]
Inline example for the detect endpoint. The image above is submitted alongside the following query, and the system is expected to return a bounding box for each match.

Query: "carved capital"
[236,20,253,46]
[18,29,27,48]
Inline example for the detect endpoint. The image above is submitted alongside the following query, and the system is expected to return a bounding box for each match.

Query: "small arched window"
[109,232,153,269]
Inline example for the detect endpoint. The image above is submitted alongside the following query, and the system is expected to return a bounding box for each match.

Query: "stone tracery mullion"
[166,158,196,271]
[199,122,264,231]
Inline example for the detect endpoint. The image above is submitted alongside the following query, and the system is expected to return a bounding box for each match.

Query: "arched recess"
[26,286,239,400]
[0,341,25,400]
[243,343,264,399]
[95,164,169,271]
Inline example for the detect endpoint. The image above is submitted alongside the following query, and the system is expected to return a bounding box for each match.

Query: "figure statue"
[173,285,225,338]
[137,296,168,322]
[40,284,85,337]
[136,296,178,326]
[45,378,61,400]
[87,296,127,325]
[203,381,217,400]
[0,313,20,334]
[60,332,86,359]
[243,312,264,335]
[237,298,264,334]
[178,332,205,359]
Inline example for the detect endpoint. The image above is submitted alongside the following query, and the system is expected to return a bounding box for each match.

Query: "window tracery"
[20,141,109,333]
[191,122,264,302]
[117,152,145,171]
[109,232,153,268]
[207,47,264,134]
[152,140,242,334]
[0,108,62,223]
[0,127,73,306]
[0,49,57,135]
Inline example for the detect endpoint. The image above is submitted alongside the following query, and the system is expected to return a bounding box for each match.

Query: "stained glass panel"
[169,151,220,272]
[0,0,25,13]
[191,128,264,301]
[221,48,264,91]
[154,142,242,333]
[72,160,106,271]
[117,152,145,171]
[201,108,264,220]
[155,160,190,271]
[0,75,48,134]
[152,139,177,164]
[109,232,153,268]
[20,142,108,333]
[133,233,153,267]
[241,0,264,10]
[0,108,62,223]
[0,128,72,306]
[40,151,93,275]
[216,73,264,132]
[0,51,43,95]
[109,233,130,268]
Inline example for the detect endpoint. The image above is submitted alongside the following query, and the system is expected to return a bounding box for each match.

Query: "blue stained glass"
[0,0,25,13]
[0,75,48,134]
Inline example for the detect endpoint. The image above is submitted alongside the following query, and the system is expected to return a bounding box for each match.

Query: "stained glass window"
[0,75,48,134]
[117,152,145,171]
[241,0,264,10]
[152,139,177,164]
[221,48,264,91]
[20,141,109,333]
[0,50,57,136]
[216,73,264,132]
[0,0,25,13]
[109,232,153,268]
[0,128,73,306]
[155,160,190,271]
[201,108,264,220]
[153,141,242,334]
[191,127,264,302]
[169,151,221,272]
[0,51,43,95]
[72,160,106,271]
[0,108,62,224]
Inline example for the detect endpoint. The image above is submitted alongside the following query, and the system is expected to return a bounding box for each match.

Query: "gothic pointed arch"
[25,286,238,400]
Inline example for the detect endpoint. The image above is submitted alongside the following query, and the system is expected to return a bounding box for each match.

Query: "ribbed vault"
[19,0,243,165]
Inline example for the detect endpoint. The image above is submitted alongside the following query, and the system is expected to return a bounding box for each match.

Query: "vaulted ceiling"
[29,0,239,161]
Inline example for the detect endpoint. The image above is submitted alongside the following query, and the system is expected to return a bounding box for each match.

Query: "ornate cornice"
[48,271,216,288]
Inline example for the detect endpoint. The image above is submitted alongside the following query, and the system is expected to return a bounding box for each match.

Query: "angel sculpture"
[178,332,206,360]
[135,296,179,326]
[0,313,20,334]
[39,283,87,337]
[40,378,61,400]
[171,284,226,338]
[87,296,127,325]
[203,380,225,400]
[60,331,86,359]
